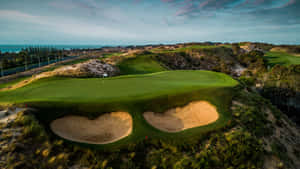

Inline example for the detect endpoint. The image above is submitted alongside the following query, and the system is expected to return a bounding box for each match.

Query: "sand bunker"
[143,101,219,133]
[50,112,132,144]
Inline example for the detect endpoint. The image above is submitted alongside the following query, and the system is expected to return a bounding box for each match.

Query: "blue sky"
[0,0,299,45]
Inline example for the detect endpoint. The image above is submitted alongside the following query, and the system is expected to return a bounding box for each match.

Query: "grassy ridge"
[117,54,167,75]
[264,52,300,67]
[151,45,232,53]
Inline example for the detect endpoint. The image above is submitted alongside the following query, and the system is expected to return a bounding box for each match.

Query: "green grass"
[102,52,124,58]
[117,54,167,75]
[0,71,237,105]
[264,52,300,67]
[0,70,238,149]
[178,44,232,51]
[151,45,232,53]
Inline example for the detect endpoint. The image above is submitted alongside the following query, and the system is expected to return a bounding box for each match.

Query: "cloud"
[0,10,39,21]
[49,0,102,16]
[161,0,297,18]
[0,10,137,39]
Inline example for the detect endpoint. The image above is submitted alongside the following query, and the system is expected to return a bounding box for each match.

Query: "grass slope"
[102,52,124,58]
[0,70,238,148]
[264,52,300,67]
[117,54,167,75]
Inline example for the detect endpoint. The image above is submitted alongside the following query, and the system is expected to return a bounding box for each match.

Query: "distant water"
[0,45,105,53]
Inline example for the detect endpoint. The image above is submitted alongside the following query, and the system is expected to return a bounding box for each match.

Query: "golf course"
[0,70,238,147]
[264,51,300,67]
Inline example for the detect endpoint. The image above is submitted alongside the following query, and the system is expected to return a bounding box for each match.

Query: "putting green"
[0,70,238,147]
[0,70,237,106]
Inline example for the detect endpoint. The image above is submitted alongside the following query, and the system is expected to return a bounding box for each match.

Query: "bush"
[239,76,255,87]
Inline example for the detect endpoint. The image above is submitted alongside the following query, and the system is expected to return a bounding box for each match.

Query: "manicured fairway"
[264,52,300,67]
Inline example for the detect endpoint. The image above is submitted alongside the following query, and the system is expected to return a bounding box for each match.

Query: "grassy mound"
[264,52,300,67]
[0,70,238,147]
[117,54,166,75]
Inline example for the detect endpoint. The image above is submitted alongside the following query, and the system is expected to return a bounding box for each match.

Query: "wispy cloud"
[162,0,297,18]
[0,10,137,39]
[49,0,101,16]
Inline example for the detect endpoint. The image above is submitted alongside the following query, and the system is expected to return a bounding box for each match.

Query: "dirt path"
[50,112,132,144]
[143,101,219,132]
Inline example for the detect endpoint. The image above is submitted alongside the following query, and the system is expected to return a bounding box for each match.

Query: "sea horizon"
[0,44,110,53]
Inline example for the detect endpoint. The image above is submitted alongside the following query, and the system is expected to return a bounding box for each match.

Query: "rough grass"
[102,52,124,58]
[117,54,167,75]
[0,70,238,148]
[264,52,300,67]
[151,45,232,53]
[177,44,232,51]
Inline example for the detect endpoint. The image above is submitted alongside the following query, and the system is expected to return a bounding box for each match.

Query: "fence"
[0,56,78,77]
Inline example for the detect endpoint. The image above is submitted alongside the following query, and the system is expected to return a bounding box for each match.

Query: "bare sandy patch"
[50,112,132,144]
[0,107,26,124]
[143,101,219,133]
[0,59,118,91]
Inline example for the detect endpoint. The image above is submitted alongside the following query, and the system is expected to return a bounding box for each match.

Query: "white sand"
[50,112,132,144]
[143,101,219,133]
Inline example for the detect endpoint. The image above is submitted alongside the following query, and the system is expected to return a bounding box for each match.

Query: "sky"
[0,0,300,45]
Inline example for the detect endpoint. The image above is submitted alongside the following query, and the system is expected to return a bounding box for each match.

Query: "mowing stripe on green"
[0,70,237,105]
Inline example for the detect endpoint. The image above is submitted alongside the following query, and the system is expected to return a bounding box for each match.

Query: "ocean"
[0,45,105,53]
